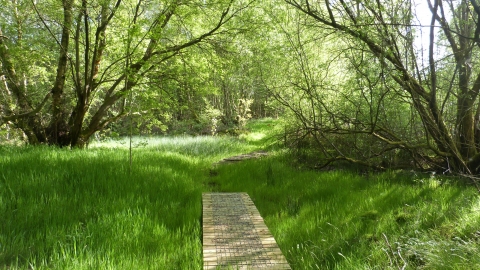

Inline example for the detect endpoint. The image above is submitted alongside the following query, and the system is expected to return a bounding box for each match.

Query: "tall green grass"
[2,120,480,269]
[210,155,480,269]
[0,136,251,269]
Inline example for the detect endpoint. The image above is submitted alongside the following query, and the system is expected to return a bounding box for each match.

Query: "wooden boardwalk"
[203,193,291,269]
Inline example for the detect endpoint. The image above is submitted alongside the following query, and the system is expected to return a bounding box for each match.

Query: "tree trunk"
[457,95,476,158]
[48,0,73,146]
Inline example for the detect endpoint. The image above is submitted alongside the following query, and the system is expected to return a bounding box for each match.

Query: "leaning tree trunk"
[48,0,74,147]
[285,0,480,174]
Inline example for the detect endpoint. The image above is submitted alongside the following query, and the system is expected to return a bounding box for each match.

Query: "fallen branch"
[315,156,386,171]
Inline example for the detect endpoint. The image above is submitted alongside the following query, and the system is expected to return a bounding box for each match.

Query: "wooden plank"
[203,192,291,269]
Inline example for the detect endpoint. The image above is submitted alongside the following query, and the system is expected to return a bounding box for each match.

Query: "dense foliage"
[4,0,480,174]
[0,0,269,146]
[271,0,480,174]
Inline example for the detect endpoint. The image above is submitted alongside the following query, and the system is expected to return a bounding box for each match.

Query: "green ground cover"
[1,118,479,269]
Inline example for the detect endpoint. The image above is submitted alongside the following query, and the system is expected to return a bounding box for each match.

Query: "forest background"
[4,0,480,174]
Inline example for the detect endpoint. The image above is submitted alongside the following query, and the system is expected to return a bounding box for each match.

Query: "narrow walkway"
[214,151,268,165]
[203,193,290,269]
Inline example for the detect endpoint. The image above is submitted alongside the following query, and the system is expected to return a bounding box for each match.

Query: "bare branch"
[30,0,62,48]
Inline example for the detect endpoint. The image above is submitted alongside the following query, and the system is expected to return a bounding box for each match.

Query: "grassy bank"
[1,118,480,269]
[210,157,480,269]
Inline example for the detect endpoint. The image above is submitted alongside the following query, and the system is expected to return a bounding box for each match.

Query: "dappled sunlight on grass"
[239,117,284,148]
[454,196,480,236]
[89,135,257,163]
[240,131,266,141]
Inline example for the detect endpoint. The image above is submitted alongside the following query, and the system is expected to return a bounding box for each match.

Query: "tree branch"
[0,93,51,125]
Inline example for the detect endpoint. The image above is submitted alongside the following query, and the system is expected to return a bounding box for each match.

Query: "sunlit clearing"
[88,136,218,149]
[241,132,265,141]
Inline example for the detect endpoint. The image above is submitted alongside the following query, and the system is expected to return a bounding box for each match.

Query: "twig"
[30,0,62,48]
[382,233,406,270]
[397,246,407,270]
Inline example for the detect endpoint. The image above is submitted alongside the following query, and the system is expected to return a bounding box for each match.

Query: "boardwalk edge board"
[202,192,291,269]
